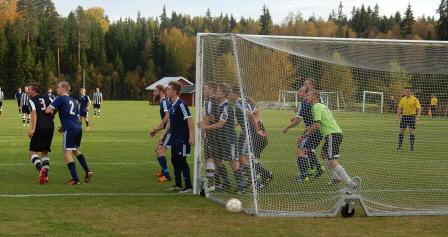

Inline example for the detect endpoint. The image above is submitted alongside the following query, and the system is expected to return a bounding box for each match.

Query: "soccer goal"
[194,33,448,218]
[362,91,384,113]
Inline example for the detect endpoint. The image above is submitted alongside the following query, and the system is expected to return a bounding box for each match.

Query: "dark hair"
[168,81,182,95]
[304,78,316,87]
[27,83,41,94]
[155,84,166,93]
[404,87,412,90]
[232,85,241,94]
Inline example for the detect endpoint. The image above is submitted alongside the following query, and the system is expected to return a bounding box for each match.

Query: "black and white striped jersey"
[92,92,103,105]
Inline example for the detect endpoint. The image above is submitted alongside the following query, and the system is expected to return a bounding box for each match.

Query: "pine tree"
[400,4,415,37]
[259,5,272,35]
[436,0,448,40]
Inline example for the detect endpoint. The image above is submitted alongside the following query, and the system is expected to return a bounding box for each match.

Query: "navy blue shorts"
[323,133,343,160]
[79,109,88,117]
[171,141,191,157]
[63,128,82,151]
[400,115,416,129]
[158,133,172,148]
[298,131,323,151]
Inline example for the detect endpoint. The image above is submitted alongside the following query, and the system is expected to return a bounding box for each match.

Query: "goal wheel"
[341,202,355,218]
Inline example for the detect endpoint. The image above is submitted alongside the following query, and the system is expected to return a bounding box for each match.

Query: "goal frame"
[194,33,448,218]
[362,91,384,114]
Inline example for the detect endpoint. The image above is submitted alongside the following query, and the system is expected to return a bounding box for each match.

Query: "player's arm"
[28,100,37,138]
[415,99,422,121]
[284,116,301,133]
[199,114,225,130]
[151,111,169,137]
[87,96,92,110]
[187,117,194,145]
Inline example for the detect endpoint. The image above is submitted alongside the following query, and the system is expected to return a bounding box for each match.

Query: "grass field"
[1,100,448,237]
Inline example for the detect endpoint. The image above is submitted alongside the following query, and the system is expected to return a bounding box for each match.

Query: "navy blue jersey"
[50,95,81,130]
[218,100,237,143]
[169,98,191,142]
[15,92,22,105]
[235,98,253,130]
[47,93,56,102]
[29,95,54,130]
[78,95,90,110]
[297,100,314,127]
[159,97,171,120]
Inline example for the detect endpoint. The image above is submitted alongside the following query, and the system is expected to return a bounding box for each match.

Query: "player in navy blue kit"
[78,88,91,130]
[26,83,55,184]
[161,81,194,193]
[15,87,23,115]
[150,84,172,182]
[284,86,323,183]
[45,81,93,185]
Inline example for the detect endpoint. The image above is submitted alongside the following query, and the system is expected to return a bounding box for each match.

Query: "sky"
[53,0,441,23]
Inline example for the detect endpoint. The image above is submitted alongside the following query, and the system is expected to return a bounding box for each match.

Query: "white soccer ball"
[226,198,242,213]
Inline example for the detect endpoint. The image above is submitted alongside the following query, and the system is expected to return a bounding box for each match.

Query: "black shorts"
[21,105,30,114]
[30,128,54,152]
[63,128,82,151]
[400,115,416,129]
[79,109,88,117]
[171,141,190,157]
[298,130,323,151]
[323,133,343,160]
[93,104,101,109]
[0,101,3,108]
[158,133,172,148]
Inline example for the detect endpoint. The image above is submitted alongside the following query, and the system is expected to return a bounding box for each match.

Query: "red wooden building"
[146,77,195,106]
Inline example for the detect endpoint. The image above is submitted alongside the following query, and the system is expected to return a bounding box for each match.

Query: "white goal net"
[194,33,448,217]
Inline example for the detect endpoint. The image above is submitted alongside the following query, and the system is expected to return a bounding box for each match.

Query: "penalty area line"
[0,192,192,198]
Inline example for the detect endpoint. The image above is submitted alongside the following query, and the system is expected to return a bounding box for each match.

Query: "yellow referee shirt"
[431,97,438,106]
[399,96,421,115]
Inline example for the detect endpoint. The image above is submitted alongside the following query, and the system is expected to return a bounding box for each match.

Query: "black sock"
[171,156,182,188]
[297,156,308,178]
[234,168,244,190]
[410,134,415,149]
[31,155,42,171]
[86,120,89,127]
[254,162,272,182]
[398,133,404,148]
[216,163,230,188]
[308,151,321,170]
[67,162,79,182]
[76,154,90,173]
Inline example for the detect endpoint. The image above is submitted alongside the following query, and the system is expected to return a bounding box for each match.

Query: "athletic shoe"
[67,179,79,186]
[155,171,164,177]
[179,188,193,194]
[86,126,90,131]
[166,186,182,191]
[158,176,169,182]
[84,171,93,183]
[38,168,48,185]
[314,168,323,178]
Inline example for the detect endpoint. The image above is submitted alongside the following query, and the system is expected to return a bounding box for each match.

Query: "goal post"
[362,91,384,113]
[195,33,448,217]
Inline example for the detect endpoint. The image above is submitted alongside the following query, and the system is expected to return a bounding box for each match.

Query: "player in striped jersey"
[20,86,31,126]
[92,88,103,118]
[150,84,172,182]
[0,87,4,115]
[26,83,55,184]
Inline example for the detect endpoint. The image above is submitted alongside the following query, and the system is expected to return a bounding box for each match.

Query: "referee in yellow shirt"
[396,87,421,151]
[430,94,438,118]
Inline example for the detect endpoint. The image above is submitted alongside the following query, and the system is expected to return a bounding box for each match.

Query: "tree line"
[1,0,448,99]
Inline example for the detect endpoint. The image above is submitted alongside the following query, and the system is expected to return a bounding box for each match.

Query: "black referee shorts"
[30,128,54,152]
[400,115,416,129]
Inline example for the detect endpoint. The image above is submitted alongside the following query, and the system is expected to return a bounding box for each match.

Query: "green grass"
[1,100,448,237]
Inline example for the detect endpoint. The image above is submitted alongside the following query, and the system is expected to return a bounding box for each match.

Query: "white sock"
[334,165,352,184]
[325,159,341,180]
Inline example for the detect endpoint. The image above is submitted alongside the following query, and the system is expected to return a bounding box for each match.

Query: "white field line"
[0,162,159,166]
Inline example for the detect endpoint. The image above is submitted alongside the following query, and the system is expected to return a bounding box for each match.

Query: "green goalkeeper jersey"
[312,102,342,136]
